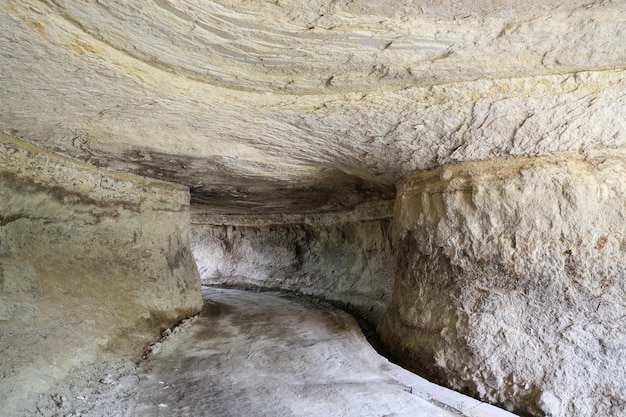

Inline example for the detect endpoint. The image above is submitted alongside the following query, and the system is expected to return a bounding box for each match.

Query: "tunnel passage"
[2,1,626,416]
[188,151,626,417]
[3,131,626,417]
[0,133,511,417]
[189,201,395,325]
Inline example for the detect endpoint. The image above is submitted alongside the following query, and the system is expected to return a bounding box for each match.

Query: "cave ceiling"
[1,0,625,213]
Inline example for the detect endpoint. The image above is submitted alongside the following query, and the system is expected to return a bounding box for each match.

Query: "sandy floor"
[31,288,515,417]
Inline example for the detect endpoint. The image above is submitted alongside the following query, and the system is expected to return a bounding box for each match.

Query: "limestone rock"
[379,151,626,416]
[2,1,626,415]
[1,1,625,212]
[190,201,394,324]
[0,134,202,415]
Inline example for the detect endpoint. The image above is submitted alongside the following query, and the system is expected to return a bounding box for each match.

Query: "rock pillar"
[379,151,626,416]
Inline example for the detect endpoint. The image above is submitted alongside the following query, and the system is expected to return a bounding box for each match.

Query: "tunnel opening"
[4,126,626,417]
[185,199,519,417]
[0,133,514,416]
[3,0,626,413]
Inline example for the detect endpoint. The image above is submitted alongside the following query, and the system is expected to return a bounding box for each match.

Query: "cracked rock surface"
[2,1,625,212]
[2,1,626,416]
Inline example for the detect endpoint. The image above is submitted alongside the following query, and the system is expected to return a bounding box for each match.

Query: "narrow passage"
[132,288,513,417]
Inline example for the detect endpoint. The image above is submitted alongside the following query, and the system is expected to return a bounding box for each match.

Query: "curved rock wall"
[190,202,394,324]
[379,151,626,416]
[0,134,202,415]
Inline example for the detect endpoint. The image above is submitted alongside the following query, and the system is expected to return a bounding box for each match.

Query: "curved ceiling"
[1,0,625,212]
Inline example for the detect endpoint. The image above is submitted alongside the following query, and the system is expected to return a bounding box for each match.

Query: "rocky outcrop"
[0,134,202,415]
[379,151,626,416]
[190,201,394,324]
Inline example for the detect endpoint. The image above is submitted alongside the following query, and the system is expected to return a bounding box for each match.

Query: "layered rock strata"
[379,151,626,416]
[0,134,202,415]
[3,1,625,213]
[190,201,394,324]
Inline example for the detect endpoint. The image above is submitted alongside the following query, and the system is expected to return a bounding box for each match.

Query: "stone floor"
[129,288,516,417]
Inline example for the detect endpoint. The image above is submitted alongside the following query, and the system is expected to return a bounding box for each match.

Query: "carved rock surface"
[2,1,626,415]
[379,151,626,416]
[0,134,202,415]
[190,201,394,323]
[1,1,625,212]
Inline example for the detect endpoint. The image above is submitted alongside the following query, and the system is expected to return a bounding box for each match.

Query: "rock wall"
[379,151,626,416]
[0,134,202,415]
[190,201,394,324]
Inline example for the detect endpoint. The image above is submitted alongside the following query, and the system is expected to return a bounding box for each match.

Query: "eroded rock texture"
[379,152,626,416]
[0,134,202,415]
[2,1,625,212]
[2,1,626,415]
[190,201,393,324]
